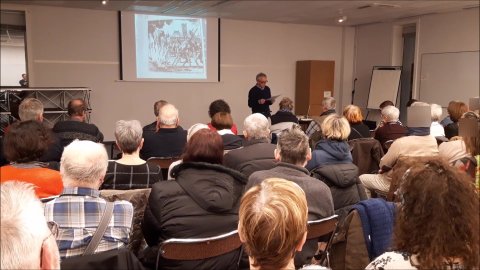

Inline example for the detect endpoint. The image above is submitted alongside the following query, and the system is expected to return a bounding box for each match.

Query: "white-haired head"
[115,120,143,154]
[60,140,108,188]
[243,113,270,140]
[158,103,179,127]
[322,97,336,111]
[1,181,60,269]
[381,105,400,122]
[430,104,443,122]
[187,123,209,141]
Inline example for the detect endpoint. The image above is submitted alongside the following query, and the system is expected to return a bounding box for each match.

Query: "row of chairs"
[159,215,338,268]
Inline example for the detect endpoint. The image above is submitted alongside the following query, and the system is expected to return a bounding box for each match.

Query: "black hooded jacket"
[142,162,247,270]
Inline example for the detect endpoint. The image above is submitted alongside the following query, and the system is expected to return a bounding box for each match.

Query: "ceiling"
[2,0,479,26]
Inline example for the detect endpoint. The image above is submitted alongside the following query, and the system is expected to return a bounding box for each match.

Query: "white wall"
[354,8,479,117]
[1,4,354,140]
[0,45,26,86]
[415,8,480,97]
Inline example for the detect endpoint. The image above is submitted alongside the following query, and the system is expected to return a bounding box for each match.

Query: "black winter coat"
[142,162,247,270]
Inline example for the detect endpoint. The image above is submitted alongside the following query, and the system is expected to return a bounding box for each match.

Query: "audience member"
[305,97,336,137]
[223,113,277,177]
[270,97,298,126]
[307,115,367,219]
[367,158,479,269]
[143,100,168,132]
[44,140,133,258]
[53,98,104,148]
[18,97,44,122]
[343,105,370,140]
[140,103,187,159]
[142,129,246,269]
[247,125,334,268]
[361,106,438,197]
[374,105,407,152]
[239,178,310,270]
[376,100,397,128]
[102,120,162,190]
[211,112,243,150]
[440,100,457,127]
[166,123,210,180]
[0,120,63,198]
[429,103,445,137]
[405,98,418,107]
[207,99,238,134]
[444,101,468,139]
[1,181,60,269]
[306,114,353,171]
[17,97,63,162]
[379,100,394,110]
[439,112,479,165]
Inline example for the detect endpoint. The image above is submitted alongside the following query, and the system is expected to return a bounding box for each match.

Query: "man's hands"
[258,99,266,104]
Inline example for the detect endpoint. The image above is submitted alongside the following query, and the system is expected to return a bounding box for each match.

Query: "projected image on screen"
[135,14,207,79]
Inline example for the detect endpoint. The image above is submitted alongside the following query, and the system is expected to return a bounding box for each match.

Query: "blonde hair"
[321,114,350,140]
[343,105,364,124]
[239,178,308,270]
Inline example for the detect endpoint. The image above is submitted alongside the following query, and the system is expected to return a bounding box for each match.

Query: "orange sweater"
[0,165,63,198]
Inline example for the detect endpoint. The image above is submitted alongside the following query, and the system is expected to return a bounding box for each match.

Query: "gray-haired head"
[322,97,336,111]
[187,123,209,141]
[1,181,60,269]
[430,104,443,122]
[381,105,400,122]
[18,98,44,121]
[115,120,143,154]
[243,113,270,140]
[60,140,108,187]
[276,125,310,166]
[158,103,179,126]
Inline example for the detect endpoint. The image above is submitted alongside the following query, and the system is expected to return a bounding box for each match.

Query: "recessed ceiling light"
[337,16,347,23]
[102,0,107,5]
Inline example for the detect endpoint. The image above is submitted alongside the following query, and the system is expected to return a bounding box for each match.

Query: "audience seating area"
[1,96,478,270]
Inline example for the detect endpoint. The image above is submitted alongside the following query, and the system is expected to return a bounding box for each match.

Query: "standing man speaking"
[248,72,276,118]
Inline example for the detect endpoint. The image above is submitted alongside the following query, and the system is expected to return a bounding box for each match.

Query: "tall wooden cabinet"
[295,60,335,116]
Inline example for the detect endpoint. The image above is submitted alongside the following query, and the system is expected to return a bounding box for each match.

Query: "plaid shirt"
[44,187,133,258]
[305,121,321,137]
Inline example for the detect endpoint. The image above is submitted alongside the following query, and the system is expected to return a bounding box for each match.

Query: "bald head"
[67,99,87,121]
[158,103,179,128]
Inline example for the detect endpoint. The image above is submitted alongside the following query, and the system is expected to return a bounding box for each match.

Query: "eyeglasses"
[257,80,268,84]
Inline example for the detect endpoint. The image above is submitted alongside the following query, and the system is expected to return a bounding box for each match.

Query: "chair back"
[348,138,384,175]
[147,157,181,179]
[307,215,339,266]
[159,230,242,261]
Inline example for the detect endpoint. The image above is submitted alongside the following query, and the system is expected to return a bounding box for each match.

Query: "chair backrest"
[159,230,242,261]
[348,138,384,175]
[270,122,296,135]
[100,188,152,255]
[307,215,338,240]
[147,157,181,179]
[307,215,339,266]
